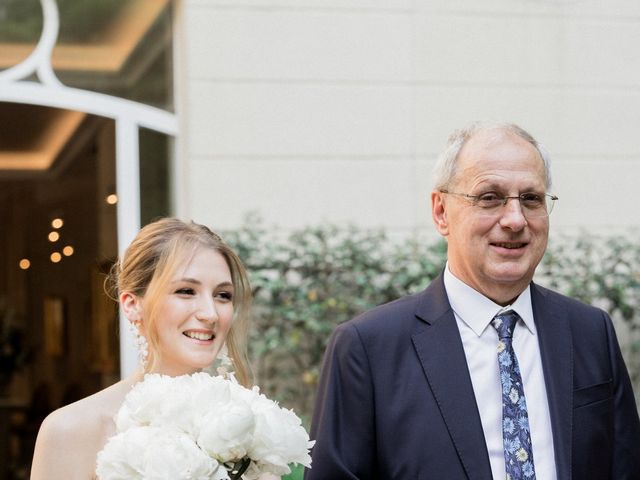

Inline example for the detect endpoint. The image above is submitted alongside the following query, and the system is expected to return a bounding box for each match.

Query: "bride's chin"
[190,356,218,371]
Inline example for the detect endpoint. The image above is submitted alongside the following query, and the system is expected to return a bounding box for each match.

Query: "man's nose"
[499,197,528,229]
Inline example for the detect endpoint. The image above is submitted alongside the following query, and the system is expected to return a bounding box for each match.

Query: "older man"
[306,122,640,479]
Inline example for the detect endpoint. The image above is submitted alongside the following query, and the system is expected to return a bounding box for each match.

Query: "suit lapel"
[531,284,573,479]
[411,276,493,480]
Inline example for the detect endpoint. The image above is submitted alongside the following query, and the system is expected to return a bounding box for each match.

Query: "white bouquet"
[96,373,314,479]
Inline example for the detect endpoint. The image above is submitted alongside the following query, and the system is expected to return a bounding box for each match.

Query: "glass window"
[140,127,172,225]
[0,0,43,70]
[0,0,174,111]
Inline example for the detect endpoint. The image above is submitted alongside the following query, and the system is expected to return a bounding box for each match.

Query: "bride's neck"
[122,369,145,388]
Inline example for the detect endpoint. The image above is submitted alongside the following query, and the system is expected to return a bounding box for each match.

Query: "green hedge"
[282,464,304,480]
[224,216,640,418]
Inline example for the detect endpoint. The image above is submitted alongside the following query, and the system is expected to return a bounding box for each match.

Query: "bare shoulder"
[30,379,136,480]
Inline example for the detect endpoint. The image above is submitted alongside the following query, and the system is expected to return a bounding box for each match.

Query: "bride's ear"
[120,291,143,322]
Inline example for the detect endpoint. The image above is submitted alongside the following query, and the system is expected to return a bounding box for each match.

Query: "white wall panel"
[551,159,640,229]
[187,9,412,81]
[412,14,640,87]
[189,82,413,156]
[413,15,566,85]
[415,0,640,17]
[187,157,419,229]
[562,20,640,86]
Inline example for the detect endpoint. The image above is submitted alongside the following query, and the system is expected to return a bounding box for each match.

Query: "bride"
[30,218,276,479]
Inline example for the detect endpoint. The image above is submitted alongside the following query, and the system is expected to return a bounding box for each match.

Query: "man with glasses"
[306,122,640,479]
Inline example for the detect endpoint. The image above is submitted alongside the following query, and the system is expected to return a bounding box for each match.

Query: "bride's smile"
[183,329,215,342]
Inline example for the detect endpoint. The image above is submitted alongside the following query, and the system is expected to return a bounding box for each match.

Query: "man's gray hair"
[432,121,552,191]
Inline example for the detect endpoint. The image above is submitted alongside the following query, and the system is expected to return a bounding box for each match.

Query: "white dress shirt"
[443,266,557,480]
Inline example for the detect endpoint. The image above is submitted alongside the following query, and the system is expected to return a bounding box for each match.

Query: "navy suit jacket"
[305,274,640,479]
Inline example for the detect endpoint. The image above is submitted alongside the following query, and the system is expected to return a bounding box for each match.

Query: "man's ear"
[431,190,450,236]
[120,291,143,322]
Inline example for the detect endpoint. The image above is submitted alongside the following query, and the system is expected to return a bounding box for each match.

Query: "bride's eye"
[175,288,195,295]
[216,291,233,302]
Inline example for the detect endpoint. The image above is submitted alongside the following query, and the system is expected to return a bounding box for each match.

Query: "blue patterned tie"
[492,310,536,479]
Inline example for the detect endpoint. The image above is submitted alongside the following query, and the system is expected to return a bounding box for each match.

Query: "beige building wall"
[175,0,640,236]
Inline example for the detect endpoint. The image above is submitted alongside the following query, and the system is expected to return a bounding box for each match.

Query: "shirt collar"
[443,263,537,337]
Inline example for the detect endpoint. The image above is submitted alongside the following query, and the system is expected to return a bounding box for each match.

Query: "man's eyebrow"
[474,182,544,191]
[471,181,504,191]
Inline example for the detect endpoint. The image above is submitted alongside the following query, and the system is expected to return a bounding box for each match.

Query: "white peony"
[248,394,314,476]
[116,375,198,436]
[97,372,313,479]
[96,426,228,480]
[197,400,255,462]
[188,373,234,419]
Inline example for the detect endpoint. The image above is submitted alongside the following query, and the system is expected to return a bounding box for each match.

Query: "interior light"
[51,218,64,229]
[50,252,62,263]
[48,231,60,242]
[62,245,74,256]
[106,194,118,205]
[19,259,31,270]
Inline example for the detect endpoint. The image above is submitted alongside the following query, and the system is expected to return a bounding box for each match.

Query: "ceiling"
[0,104,86,173]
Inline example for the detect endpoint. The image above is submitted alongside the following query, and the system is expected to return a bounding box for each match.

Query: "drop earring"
[216,344,233,377]
[204,344,234,378]
[128,320,149,369]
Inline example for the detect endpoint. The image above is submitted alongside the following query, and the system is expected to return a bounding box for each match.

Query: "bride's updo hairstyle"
[108,218,253,386]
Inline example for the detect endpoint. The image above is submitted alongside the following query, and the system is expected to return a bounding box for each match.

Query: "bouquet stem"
[227,457,251,480]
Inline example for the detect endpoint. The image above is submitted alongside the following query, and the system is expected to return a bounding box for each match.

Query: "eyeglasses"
[440,190,558,218]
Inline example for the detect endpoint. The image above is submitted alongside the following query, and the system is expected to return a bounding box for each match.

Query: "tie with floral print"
[492,310,536,479]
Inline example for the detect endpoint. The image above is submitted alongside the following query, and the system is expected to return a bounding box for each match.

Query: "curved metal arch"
[0,0,178,377]
[1,82,178,135]
[0,0,177,134]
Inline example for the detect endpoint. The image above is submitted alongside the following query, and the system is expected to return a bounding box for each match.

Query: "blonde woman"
[30,218,276,479]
